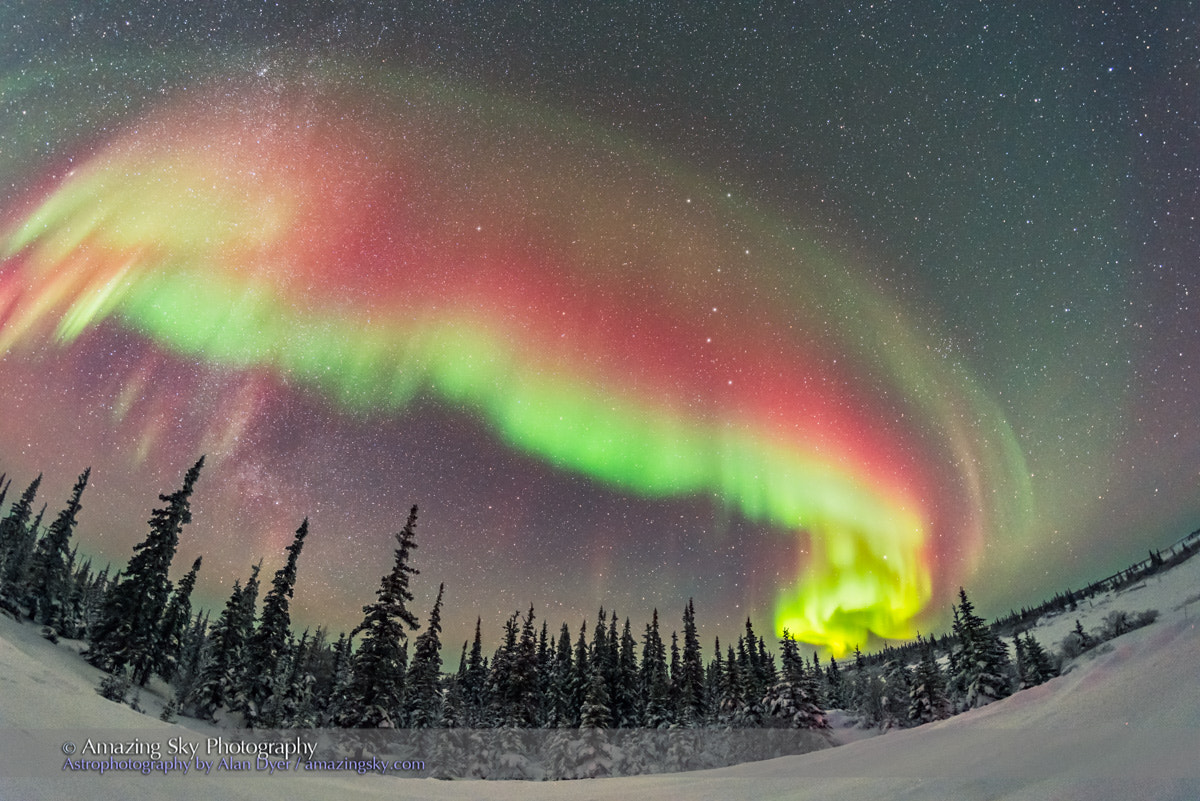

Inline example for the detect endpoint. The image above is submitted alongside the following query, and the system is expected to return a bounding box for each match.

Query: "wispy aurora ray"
[0,67,1031,653]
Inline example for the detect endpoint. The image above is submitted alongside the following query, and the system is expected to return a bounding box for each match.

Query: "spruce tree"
[344,505,420,727]
[908,637,949,724]
[64,560,107,640]
[639,609,671,727]
[24,468,89,626]
[604,613,621,723]
[668,631,683,718]
[679,599,705,724]
[154,555,202,683]
[188,563,261,721]
[89,457,204,685]
[547,622,575,727]
[851,646,884,726]
[506,604,540,726]
[825,654,849,709]
[0,474,42,602]
[241,518,309,727]
[1013,634,1028,688]
[580,665,612,728]
[1022,632,1056,686]
[615,617,639,727]
[570,619,590,726]
[463,617,488,725]
[878,658,912,728]
[718,642,742,725]
[406,583,446,728]
[172,609,210,709]
[735,636,763,726]
[270,629,321,728]
[590,608,610,687]
[704,639,724,724]
[442,644,469,729]
[488,610,520,726]
[322,632,355,725]
[951,587,1013,708]
[536,621,552,725]
[763,630,827,729]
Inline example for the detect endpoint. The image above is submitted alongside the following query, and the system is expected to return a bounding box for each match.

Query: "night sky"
[1,3,1196,660]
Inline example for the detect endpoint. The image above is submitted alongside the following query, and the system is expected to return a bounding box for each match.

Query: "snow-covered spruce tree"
[704,639,724,725]
[763,630,827,730]
[1022,631,1056,687]
[614,616,640,727]
[951,587,1013,709]
[170,610,209,710]
[588,608,612,719]
[487,610,520,726]
[580,665,613,728]
[153,555,202,683]
[640,609,672,727]
[824,654,850,709]
[406,583,446,728]
[187,563,261,721]
[0,474,42,606]
[462,618,489,726]
[850,646,884,727]
[240,518,308,728]
[506,627,535,730]
[569,619,590,726]
[342,505,420,727]
[734,636,764,727]
[5,503,47,608]
[88,457,204,685]
[604,613,621,717]
[267,629,321,728]
[760,638,778,690]
[442,650,468,729]
[23,468,89,627]
[878,658,912,729]
[532,622,551,726]
[667,630,683,719]
[510,605,541,726]
[678,599,706,725]
[62,560,107,640]
[320,631,355,725]
[908,637,949,724]
[718,643,742,726]
[545,623,574,727]
[745,618,775,703]
[1013,634,1028,688]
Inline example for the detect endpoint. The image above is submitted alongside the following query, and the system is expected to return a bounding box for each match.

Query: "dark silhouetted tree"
[188,562,261,721]
[908,637,949,724]
[154,555,202,683]
[406,583,446,728]
[343,505,420,727]
[24,468,89,626]
[89,457,204,685]
[0,474,42,602]
[241,518,309,728]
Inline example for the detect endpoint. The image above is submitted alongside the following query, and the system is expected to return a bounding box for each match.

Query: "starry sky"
[1,2,1196,659]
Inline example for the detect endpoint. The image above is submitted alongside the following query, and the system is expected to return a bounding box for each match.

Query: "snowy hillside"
[2,552,1198,801]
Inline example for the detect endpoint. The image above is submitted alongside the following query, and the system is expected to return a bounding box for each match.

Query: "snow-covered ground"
[2,553,1198,800]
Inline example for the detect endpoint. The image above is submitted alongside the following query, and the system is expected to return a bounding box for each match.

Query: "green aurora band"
[0,61,1033,653]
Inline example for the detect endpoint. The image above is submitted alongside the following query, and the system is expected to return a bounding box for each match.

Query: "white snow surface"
[2,553,1198,800]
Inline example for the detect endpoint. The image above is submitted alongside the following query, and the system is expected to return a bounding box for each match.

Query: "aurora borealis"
[1,4,1196,658]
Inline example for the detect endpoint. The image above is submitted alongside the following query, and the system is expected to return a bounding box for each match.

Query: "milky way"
[1,4,1196,657]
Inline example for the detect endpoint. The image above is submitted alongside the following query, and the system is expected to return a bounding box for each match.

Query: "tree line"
[0,458,1129,738]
